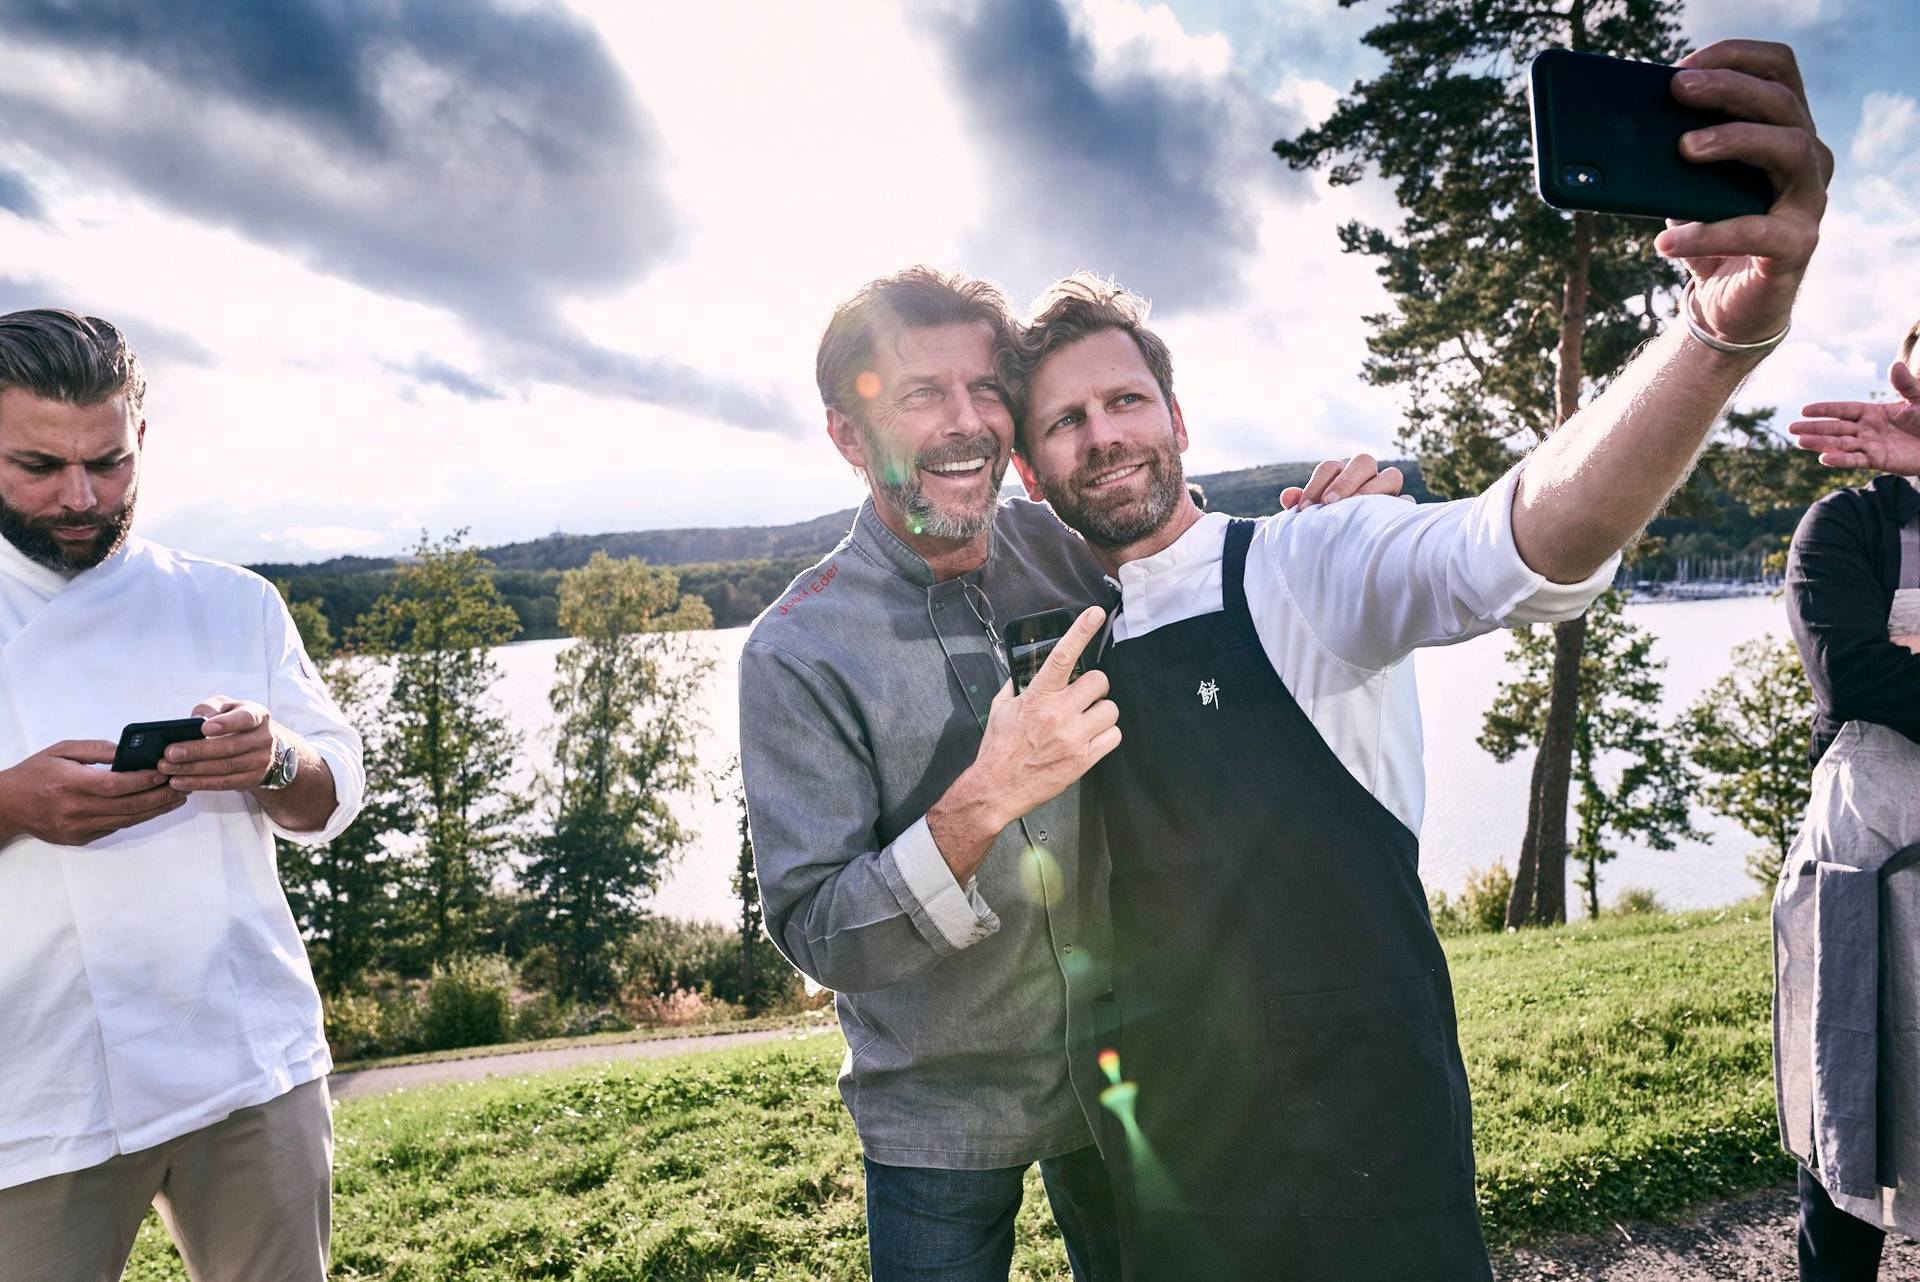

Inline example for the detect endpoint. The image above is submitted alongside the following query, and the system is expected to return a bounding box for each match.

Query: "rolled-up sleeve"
[739,639,998,994]
[1276,458,1619,670]
[260,587,364,846]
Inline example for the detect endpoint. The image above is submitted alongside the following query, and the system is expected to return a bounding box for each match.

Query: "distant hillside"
[255,459,1431,581]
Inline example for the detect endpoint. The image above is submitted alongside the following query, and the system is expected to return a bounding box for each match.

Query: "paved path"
[1496,1185,1920,1280]
[328,1026,813,1100]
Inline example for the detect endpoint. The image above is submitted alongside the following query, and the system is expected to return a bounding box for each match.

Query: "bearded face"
[1030,433,1185,551]
[859,418,1008,541]
[0,475,138,572]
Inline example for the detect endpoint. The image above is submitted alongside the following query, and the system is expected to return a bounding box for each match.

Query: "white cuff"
[1482,460,1622,625]
[891,817,999,952]
[268,734,363,846]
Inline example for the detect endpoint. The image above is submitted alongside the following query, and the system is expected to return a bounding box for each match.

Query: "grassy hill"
[126,902,1784,1280]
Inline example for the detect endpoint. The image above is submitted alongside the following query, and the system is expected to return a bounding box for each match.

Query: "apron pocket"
[1267,972,1471,1218]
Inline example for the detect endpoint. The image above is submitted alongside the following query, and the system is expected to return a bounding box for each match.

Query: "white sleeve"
[1262,459,1620,672]
[260,588,366,846]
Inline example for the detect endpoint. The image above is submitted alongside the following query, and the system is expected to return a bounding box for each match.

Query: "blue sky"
[0,0,1912,563]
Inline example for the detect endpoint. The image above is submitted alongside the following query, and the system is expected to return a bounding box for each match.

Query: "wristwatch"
[257,733,300,792]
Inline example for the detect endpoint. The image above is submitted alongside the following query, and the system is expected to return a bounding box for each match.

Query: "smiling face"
[0,387,143,574]
[1013,326,1190,557]
[827,320,1013,551]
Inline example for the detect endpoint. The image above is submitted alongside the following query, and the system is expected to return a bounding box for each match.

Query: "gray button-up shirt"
[739,497,1111,1169]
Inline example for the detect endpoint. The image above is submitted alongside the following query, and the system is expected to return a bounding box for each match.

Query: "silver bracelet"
[1682,280,1789,356]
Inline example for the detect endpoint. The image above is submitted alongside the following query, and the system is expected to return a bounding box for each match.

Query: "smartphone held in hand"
[111,718,205,772]
[1004,608,1084,693]
[1528,48,1773,223]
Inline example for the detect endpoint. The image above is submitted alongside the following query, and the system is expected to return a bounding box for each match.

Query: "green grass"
[124,903,1785,1278]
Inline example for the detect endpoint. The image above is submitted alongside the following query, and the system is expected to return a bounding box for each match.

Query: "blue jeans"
[864,1145,1122,1282]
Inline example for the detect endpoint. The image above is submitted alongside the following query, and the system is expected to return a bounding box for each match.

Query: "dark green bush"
[421,954,515,1050]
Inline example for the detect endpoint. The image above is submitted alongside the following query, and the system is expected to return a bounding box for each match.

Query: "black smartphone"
[1528,48,1773,223]
[111,718,205,772]
[1004,608,1084,693]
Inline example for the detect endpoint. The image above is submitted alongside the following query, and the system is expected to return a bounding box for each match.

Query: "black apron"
[1093,519,1491,1281]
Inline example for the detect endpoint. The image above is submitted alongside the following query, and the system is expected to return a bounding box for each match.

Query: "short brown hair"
[815,267,1013,419]
[1901,318,1919,371]
[0,309,145,419]
[999,272,1173,448]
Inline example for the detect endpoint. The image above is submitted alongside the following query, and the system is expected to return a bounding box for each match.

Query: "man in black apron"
[995,67,1829,1272]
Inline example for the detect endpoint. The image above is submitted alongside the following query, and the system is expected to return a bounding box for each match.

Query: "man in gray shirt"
[738,266,1391,1280]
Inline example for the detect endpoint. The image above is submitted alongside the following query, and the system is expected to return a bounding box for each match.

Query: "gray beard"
[861,425,1007,542]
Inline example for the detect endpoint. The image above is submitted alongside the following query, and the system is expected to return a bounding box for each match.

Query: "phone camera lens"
[1563,164,1603,188]
[130,735,146,747]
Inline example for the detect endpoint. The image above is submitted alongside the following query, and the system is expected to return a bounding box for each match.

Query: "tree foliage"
[1275,0,1688,925]
[524,553,714,1000]
[1479,590,1697,919]
[1675,634,1814,889]
[351,531,526,968]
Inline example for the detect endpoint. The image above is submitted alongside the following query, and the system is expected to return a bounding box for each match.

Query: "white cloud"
[1272,74,1341,129]
[1073,0,1234,81]
[271,527,388,554]
[1851,92,1919,172]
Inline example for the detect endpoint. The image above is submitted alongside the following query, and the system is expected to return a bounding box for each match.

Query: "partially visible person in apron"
[1781,343,1920,1282]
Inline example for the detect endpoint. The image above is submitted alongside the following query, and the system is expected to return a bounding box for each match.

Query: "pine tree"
[525,553,713,1000]
[351,532,525,969]
[1676,634,1814,889]
[1275,0,1688,924]
[1478,589,1697,919]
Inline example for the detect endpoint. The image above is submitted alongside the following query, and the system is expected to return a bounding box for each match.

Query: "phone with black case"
[1004,608,1084,693]
[1529,48,1773,223]
[111,718,205,772]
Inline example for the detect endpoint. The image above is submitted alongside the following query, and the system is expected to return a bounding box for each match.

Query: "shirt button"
[1062,944,1075,954]
[1037,828,1049,842]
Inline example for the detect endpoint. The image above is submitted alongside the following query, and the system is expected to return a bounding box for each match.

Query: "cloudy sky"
[1,0,1914,564]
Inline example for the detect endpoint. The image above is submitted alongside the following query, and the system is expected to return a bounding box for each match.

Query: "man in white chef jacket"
[0,309,364,1282]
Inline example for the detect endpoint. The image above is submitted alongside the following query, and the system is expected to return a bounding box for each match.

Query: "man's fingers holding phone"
[0,740,183,847]
[1676,39,1809,106]
[1024,606,1106,697]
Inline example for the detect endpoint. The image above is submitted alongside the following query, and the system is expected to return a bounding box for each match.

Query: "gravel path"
[1496,1185,1920,1280]
[327,1026,814,1100]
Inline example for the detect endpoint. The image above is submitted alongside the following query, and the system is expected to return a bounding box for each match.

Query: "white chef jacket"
[0,533,364,1190]
[1106,461,1619,836]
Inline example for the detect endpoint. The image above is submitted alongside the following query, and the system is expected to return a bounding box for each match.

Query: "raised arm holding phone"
[983,37,1832,1282]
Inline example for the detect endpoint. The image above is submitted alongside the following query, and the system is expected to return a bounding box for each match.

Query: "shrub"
[563,1007,632,1037]
[623,985,743,1028]
[1612,886,1665,917]
[323,992,385,1062]
[421,954,514,1051]
[1429,863,1514,936]
[511,991,567,1042]
[618,917,802,1011]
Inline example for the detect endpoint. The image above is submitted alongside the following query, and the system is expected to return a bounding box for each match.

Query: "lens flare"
[855,370,881,400]
[1019,844,1063,907]
[1098,1048,1121,1084]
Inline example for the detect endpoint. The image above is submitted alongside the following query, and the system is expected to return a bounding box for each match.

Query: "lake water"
[490,594,1796,925]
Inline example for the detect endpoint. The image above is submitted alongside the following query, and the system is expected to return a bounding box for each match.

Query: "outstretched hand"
[1788,362,1920,473]
[1654,40,1832,347]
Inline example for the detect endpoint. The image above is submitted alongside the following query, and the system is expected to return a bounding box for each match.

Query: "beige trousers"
[0,1077,332,1282]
